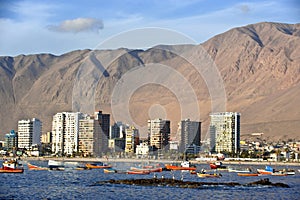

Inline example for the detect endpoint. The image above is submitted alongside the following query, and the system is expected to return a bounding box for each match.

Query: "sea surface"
[1,160,300,200]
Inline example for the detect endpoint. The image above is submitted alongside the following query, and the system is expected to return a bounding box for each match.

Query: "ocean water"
[1,161,300,200]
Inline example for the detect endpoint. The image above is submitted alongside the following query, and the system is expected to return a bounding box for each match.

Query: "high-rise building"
[180,119,201,153]
[52,113,65,155]
[94,111,110,156]
[209,112,240,155]
[125,126,139,153]
[148,118,170,150]
[52,112,83,156]
[79,116,94,156]
[52,111,110,156]
[18,118,42,149]
[5,130,18,150]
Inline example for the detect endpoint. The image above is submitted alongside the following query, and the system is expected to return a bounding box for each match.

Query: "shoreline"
[7,156,300,166]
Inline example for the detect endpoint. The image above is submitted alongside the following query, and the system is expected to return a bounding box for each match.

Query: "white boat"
[228,167,251,173]
[48,160,64,170]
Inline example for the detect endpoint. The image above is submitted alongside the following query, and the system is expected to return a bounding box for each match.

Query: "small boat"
[86,163,112,169]
[209,162,227,170]
[271,172,287,176]
[28,163,49,170]
[237,173,260,177]
[75,166,90,170]
[279,169,295,175]
[103,168,116,173]
[228,167,251,173]
[127,170,150,175]
[130,167,162,173]
[0,159,24,173]
[197,172,221,178]
[257,166,274,175]
[48,160,64,170]
[285,170,295,175]
[165,161,196,171]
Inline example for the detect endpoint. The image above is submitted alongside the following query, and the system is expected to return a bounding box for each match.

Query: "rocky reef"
[95,178,289,188]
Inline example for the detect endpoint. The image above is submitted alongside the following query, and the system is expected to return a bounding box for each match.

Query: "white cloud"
[47,18,104,33]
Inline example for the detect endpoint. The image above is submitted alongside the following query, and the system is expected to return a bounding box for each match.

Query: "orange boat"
[237,173,260,176]
[127,170,150,175]
[0,159,24,173]
[257,169,273,175]
[165,161,196,171]
[165,165,196,171]
[209,162,227,170]
[28,163,49,170]
[86,163,112,169]
[130,167,162,173]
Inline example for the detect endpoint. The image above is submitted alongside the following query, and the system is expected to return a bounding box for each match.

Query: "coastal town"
[1,110,299,164]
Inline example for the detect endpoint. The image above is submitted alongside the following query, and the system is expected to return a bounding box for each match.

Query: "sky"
[0,0,299,56]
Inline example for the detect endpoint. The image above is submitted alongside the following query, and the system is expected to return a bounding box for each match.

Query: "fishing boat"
[130,167,162,173]
[237,173,260,177]
[86,162,112,169]
[271,172,287,176]
[197,172,221,178]
[228,167,251,173]
[28,162,49,170]
[103,168,116,173]
[165,161,196,171]
[257,165,274,175]
[48,160,64,170]
[0,159,24,173]
[209,162,227,170]
[279,169,295,175]
[75,165,90,170]
[127,170,150,175]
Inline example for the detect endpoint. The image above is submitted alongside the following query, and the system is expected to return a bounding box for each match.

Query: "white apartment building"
[52,112,83,156]
[18,118,42,149]
[209,112,240,155]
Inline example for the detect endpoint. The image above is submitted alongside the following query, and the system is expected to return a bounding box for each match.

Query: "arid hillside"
[0,22,299,141]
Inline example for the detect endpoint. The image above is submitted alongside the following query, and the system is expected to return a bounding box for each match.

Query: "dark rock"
[96,178,289,188]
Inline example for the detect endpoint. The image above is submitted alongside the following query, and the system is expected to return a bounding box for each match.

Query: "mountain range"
[0,22,299,141]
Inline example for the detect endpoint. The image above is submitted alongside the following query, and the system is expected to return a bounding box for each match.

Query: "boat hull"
[130,167,162,173]
[28,163,49,170]
[104,169,116,173]
[257,169,273,175]
[165,165,196,171]
[209,162,227,170]
[127,171,150,175]
[237,173,260,176]
[197,173,221,178]
[228,168,251,173]
[0,168,24,173]
[86,163,112,169]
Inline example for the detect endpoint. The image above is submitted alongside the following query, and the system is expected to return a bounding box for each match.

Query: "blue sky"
[0,0,299,56]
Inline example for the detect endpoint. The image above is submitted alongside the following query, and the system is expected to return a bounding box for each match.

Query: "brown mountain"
[0,22,299,141]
